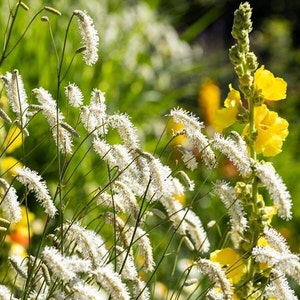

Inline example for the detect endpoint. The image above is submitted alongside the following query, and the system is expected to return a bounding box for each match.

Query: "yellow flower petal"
[173,193,185,205]
[3,125,24,153]
[167,117,187,145]
[254,66,287,101]
[0,156,23,176]
[210,248,244,284]
[214,85,241,132]
[198,79,221,126]
[243,104,288,156]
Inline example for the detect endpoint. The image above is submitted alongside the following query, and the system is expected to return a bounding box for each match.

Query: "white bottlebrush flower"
[15,166,57,218]
[9,255,28,278]
[147,157,185,201]
[72,279,107,300]
[265,269,298,300]
[80,89,107,136]
[93,138,116,165]
[169,107,203,135]
[198,258,233,299]
[115,245,138,280]
[32,87,73,154]
[127,226,155,272]
[252,245,300,280]
[0,285,17,300]
[93,265,130,300]
[255,162,292,220]
[113,180,139,219]
[63,222,108,268]
[213,181,248,235]
[1,69,28,127]
[212,133,252,177]
[0,178,21,223]
[169,108,216,169]
[90,89,106,115]
[180,148,198,171]
[252,246,282,267]
[207,288,228,300]
[111,144,135,171]
[42,246,77,282]
[65,83,83,107]
[229,131,249,155]
[132,278,150,300]
[98,191,126,214]
[184,209,210,253]
[263,227,290,253]
[108,113,140,149]
[0,107,12,124]
[42,246,91,282]
[160,195,187,236]
[73,10,99,65]
[176,170,195,191]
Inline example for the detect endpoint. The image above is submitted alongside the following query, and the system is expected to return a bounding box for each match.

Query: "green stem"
[248,99,256,160]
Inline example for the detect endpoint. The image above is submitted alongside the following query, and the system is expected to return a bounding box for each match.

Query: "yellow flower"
[254,66,287,101]
[210,248,245,284]
[243,104,288,156]
[167,117,186,146]
[0,156,23,176]
[198,79,221,126]
[0,125,24,176]
[214,85,242,132]
[3,125,24,154]
[173,193,185,205]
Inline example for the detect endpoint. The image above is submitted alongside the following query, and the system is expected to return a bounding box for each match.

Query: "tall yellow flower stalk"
[209,2,296,299]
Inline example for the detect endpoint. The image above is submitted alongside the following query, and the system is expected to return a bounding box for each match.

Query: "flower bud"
[246,52,258,71]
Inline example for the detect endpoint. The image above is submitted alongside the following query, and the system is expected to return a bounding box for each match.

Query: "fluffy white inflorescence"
[169,108,216,169]
[213,181,248,235]
[256,162,292,220]
[65,83,83,107]
[15,166,57,218]
[63,222,108,268]
[32,87,73,153]
[184,209,210,253]
[115,245,138,280]
[0,285,17,300]
[42,246,91,282]
[198,258,233,299]
[93,265,130,300]
[1,70,28,127]
[73,10,99,65]
[108,113,140,149]
[263,227,291,253]
[265,269,298,300]
[212,133,251,177]
[0,178,21,223]
[80,89,107,136]
[72,279,108,300]
[126,226,155,272]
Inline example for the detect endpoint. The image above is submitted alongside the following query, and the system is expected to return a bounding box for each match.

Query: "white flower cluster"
[73,10,99,65]
[252,226,300,298]
[213,181,248,246]
[256,162,292,220]
[1,70,28,128]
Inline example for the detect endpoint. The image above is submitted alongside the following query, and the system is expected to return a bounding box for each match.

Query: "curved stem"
[0,4,45,66]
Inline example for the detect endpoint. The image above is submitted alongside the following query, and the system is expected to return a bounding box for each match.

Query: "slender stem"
[0,4,45,66]
[0,1,21,66]
[248,99,256,160]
